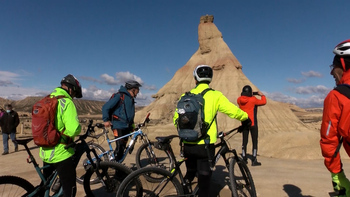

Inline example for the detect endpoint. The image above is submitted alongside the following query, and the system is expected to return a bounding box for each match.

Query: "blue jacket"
[102,86,135,130]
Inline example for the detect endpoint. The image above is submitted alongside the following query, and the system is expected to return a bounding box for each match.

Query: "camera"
[253,92,259,95]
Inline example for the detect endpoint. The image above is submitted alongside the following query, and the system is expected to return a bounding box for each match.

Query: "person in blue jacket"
[102,80,141,161]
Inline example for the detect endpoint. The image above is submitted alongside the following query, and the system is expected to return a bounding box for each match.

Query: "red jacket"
[320,71,350,173]
[237,95,266,126]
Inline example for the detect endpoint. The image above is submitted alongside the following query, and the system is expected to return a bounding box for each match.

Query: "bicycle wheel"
[229,157,257,197]
[117,166,184,197]
[136,142,174,171]
[0,175,35,196]
[76,142,108,184]
[83,161,133,197]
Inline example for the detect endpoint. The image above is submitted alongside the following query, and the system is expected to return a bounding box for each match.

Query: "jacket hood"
[51,87,72,99]
[238,96,250,105]
[118,86,132,97]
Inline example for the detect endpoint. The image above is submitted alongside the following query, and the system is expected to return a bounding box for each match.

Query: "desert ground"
[0,109,348,197]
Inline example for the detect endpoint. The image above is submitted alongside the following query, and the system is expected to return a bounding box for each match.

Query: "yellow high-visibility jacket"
[173,83,248,144]
[39,87,81,163]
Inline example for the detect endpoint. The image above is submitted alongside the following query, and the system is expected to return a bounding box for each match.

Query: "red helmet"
[333,39,350,56]
[333,40,350,71]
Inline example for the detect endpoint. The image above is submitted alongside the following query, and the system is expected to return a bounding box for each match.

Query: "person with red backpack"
[237,85,266,166]
[102,80,141,161]
[320,39,350,197]
[39,74,82,197]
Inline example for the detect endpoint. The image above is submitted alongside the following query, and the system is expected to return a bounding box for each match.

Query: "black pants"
[113,128,131,161]
[43,157,77,197]
[183,143,215,197]
[242,125,259,159]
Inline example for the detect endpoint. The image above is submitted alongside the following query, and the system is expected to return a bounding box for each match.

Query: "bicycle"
[116,127,257,197]
[75,112,175,184]
[0,120,133,197]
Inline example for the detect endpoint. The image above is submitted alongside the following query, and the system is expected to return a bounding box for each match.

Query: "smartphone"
[253,92,259,95]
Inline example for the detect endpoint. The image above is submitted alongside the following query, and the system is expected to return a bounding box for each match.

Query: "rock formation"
[135,15,323,160]
[136,15,311,133]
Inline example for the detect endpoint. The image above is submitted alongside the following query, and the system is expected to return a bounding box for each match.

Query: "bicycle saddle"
[155,135,178,144]
[16,137,33,145]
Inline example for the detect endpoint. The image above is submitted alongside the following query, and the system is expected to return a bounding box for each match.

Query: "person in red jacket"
[320,39,350,197]
[237,85,266,166]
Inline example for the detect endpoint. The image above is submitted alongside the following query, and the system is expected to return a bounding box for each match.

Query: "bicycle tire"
[83,161,133,197]
[229,157,257,197]
[76,142,108,185]
[135,142,174,171]
[0,175,35,197]
[117,166,184,197]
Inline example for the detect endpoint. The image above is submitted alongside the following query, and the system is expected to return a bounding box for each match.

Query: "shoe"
[252,159,261,166]
[15,147,18,152]
[2,152,9,155]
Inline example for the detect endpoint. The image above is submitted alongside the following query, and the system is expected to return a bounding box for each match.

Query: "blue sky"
[1,1,349,108]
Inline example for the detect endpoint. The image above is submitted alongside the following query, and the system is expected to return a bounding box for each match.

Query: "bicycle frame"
[17,138,64,197]
[155,127,243,195]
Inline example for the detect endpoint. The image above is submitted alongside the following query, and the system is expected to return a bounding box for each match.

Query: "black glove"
[238,118,252,133]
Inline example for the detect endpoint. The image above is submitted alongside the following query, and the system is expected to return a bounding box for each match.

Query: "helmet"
[125,80,142,89]
[193,65,213,83]
[333,39,350,56]
[61,74,82,98]
[333,39,350,71]
[241,85,252,97]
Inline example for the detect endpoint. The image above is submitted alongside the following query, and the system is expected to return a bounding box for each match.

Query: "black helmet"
[241,85,252,97]
[61,74,83,98]
[125,80,142,89]
[193,65,213,83]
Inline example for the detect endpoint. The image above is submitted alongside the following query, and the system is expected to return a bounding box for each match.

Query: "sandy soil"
[1,130,348,197]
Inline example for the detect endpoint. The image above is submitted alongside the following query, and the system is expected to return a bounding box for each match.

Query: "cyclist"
[102,80,141,161]
[173,65,251,197]
[320,39,350,197]
[237,85,266,166]
[40,74,82,197]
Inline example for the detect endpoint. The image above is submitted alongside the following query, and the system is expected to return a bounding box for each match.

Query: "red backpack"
[31,95,66,147]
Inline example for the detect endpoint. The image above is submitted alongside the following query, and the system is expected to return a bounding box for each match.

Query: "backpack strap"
[55,95,72,145]
[332,84,350,157]
[110,92,128,123]
[200,88,216,132]
[334,84,350,99]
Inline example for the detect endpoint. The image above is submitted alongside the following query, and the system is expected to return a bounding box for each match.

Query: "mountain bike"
[76,112,175,184]
[116,127,257,197]
[0,121,133,197]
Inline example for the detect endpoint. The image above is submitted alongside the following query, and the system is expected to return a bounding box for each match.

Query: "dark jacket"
[102,86,135,130]
[0,110,20,134]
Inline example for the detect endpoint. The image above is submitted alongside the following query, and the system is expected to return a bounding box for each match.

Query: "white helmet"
[333,39,350,56]
[193,65,213,83]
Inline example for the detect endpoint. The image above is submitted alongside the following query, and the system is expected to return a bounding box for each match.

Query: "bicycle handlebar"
[64,120,106,149]
[218,127,240,139]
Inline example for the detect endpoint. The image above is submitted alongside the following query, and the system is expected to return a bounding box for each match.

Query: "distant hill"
[0,96,105,115]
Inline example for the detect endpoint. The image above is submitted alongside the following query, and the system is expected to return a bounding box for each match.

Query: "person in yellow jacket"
[173,65,251,197]
[40,74,82,197]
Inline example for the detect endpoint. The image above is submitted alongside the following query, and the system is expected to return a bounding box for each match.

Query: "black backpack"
[176,88,216,142]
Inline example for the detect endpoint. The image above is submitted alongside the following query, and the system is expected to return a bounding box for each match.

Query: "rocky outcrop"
[136,15,311,135]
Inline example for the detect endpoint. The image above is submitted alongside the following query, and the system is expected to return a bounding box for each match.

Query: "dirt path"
[0,135,348,197]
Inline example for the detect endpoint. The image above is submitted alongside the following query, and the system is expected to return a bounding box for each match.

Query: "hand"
[242,118,252,128]
[103,121,112,128]
[331,171,350,197]
[238,118,252,133]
